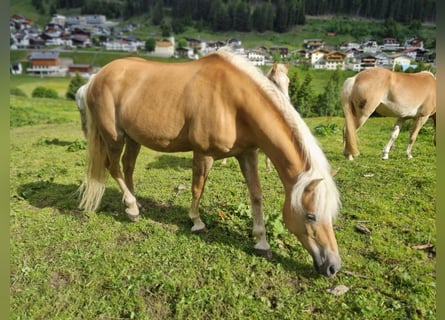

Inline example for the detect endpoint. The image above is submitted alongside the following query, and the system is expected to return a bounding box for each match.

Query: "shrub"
[31,86,59,99]
[10,88,27,97]
[66,73,87,100]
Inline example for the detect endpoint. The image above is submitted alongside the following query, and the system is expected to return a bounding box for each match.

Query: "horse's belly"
[376,102,418,118]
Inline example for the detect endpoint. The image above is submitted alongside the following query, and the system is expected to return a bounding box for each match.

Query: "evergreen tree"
[252,5,266,32]
[152,0,164,26]
[296,72,316,117]
[274,0,289,33]
[288,68,300,108]
[66,73,87,100]
[316,69,342,116]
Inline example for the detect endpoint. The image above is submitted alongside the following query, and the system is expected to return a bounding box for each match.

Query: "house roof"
[28,51,59,60]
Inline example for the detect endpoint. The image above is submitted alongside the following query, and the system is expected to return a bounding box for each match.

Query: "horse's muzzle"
[314,253,341,277]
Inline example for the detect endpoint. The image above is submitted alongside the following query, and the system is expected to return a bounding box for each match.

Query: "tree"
[288,68,300,108]
[296,72,316,117]
[66,73,87,100]
[145,38,156,52]
[160,20,171,37]
[152,0,164,25]
[315,69,342,116]
[274,0,289,33]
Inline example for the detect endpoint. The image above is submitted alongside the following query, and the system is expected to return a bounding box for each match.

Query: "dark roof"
[28,51,59,60]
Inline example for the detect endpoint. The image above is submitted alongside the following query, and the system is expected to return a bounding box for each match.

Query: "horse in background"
[75,74,95,137]
[341,67,436,160]
[221,62,290,172]
[76,48,341,277]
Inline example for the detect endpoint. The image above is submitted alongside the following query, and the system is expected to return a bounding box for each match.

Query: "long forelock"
[213,47,340,221]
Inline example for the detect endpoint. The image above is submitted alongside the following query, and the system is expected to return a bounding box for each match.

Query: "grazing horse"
[77,48,341,277]
[266,62,290,99]
[75,74,95,137]
[342,67,436,160]
[222,62,290,171]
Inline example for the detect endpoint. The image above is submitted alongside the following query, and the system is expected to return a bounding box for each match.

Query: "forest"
[33,0,436,33]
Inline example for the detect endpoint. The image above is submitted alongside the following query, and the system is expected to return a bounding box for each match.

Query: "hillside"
[11,0,436,49]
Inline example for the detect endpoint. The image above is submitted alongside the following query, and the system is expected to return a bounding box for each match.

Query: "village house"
[204,40,226,54]
[392,54,413,70]
[246,49,266,66]
[310,48,330,69]
[359,54,377,69]
[339,41,361,51]
[381,37,401,51]
[374,52,393,67]
[27,51,67,76]
[324,51,346,70]
[68,64,94,77]
[151,37,175,57]
[361,40,379,53]
[404,38,424,49]
[269,46,288,59]
[176,46,195,59]
[184,37,206,53]
[304,39,325,50]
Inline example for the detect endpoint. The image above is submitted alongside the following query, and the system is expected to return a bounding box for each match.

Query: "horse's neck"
[251,109,307,189]
[265,139,307,189]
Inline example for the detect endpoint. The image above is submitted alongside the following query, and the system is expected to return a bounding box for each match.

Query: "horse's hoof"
[191,227,208,234]
[126,208,140,222]
[255,248,273,260]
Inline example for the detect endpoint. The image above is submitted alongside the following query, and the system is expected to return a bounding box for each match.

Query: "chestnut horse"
[342,67,436,160]
[77,48,341,277]
[222,62,290,171]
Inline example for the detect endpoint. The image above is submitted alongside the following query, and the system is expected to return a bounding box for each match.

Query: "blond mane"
[213,47,340,221]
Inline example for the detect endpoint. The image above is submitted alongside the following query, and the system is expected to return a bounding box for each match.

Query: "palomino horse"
[77,48,341,277]
[221,62,290,172]
[342,67,436,160]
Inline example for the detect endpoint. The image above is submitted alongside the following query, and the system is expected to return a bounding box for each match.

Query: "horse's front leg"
[189,153,214,232]
[237,150,272,259]
[382,118,405,160]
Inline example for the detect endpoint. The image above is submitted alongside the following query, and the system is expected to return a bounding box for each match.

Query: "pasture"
[10,93,436,318]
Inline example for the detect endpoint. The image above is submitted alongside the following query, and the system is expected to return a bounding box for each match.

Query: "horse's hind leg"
[107,138,140,221]
[382,118,405,160]
[405,115,430,159]
[237,150,271,259]
[189,153,214,232]
[122,137,143,210]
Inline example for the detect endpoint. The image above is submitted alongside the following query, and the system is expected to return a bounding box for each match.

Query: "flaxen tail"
[341,76,360,157]
[78,81,109,213]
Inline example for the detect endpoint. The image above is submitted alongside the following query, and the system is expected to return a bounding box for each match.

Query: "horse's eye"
[306,213,317,222]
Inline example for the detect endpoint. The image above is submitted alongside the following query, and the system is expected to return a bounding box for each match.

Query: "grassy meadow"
[10,78,436,319]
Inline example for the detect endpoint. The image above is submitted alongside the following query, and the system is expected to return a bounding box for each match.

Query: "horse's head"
[284,172,341,277]
[267,63,290,99]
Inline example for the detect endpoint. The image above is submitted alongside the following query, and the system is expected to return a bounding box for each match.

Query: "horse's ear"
[330,168,340,176]
[285,63,290,70]
[272,63,278,72]
[305,178,323,192]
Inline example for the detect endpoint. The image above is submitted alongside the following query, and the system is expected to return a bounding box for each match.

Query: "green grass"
[10,88,436,319]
